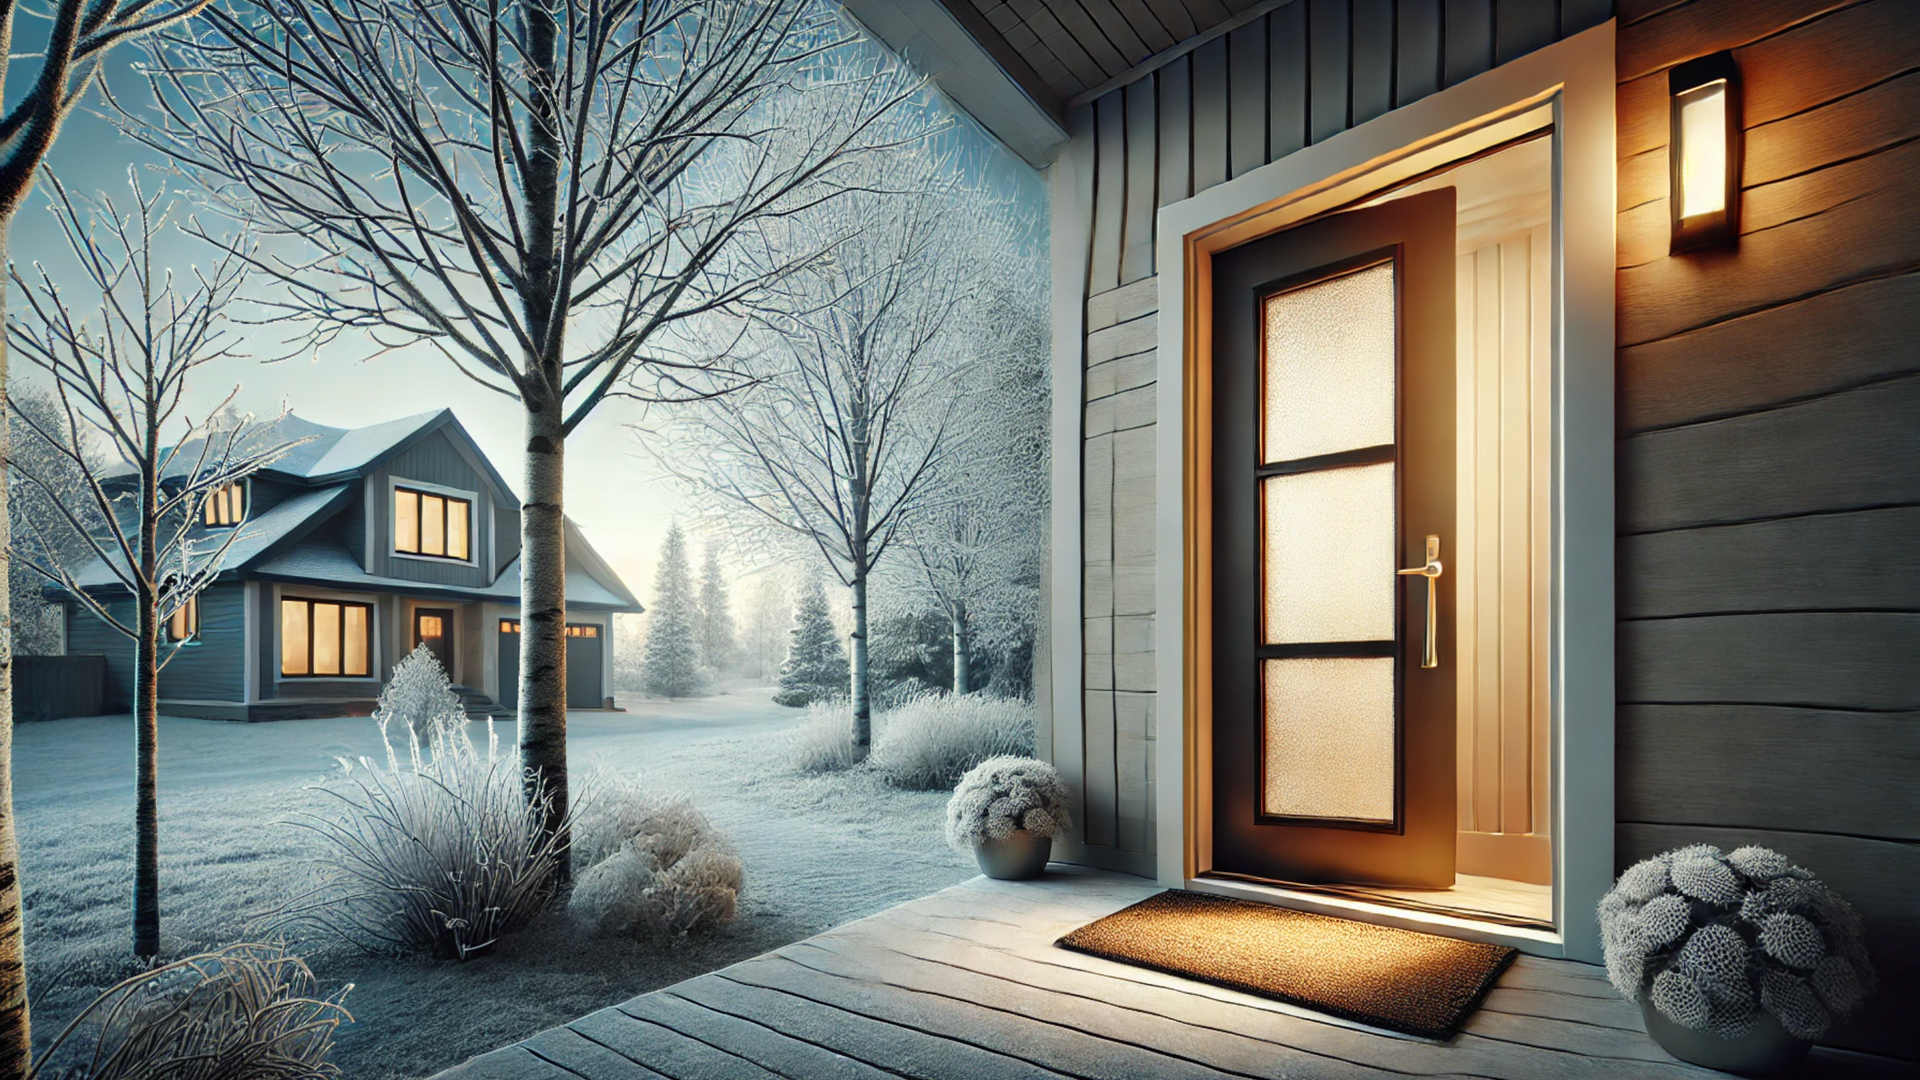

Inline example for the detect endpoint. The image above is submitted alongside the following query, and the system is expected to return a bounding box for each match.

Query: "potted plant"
[1598,844,1878,1076]
[945,756,1072,880]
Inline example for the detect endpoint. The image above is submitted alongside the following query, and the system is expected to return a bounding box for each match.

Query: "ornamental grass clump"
[945,756,1071,850]
[1598,844,1877,1041]
[785,702,865,774]
[871,692,1035,791]
[568,776,743,943]
[282,646,570,960]
[25,944,349,1080]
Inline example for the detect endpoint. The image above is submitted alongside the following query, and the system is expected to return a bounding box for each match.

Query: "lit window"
[394,487,471,560]
[281,597,374,677]
[500,619,520,634]
[167,595,199,642]
[566,625,600,638]
[203,482,246,527]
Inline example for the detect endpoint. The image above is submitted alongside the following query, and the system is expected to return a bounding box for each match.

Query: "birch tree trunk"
[849,573,870,754]
[132,584,160,957]
[952,602,970,696]
[0,234,29,1073]
[518,393,570,878]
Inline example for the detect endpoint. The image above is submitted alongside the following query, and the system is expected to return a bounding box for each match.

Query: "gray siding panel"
[160,584,245,701]
[66,600,133,709]
[365,428,505,587]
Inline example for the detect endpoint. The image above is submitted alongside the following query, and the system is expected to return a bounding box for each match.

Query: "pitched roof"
[69,483,354,591]
[252,538,641,611]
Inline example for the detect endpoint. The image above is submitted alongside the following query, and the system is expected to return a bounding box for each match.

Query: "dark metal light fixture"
[1669,52,1741,253]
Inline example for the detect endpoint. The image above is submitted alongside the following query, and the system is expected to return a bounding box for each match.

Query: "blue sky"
[7,11,1049,604]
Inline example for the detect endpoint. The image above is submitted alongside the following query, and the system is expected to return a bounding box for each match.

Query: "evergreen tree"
[640,523,702,698]
[775,576,848,707]
[697,541,737,673]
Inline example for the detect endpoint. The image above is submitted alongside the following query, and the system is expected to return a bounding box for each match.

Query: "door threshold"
[1189,874,1565,957]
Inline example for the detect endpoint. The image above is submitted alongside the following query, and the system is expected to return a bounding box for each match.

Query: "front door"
[1210,189,1457,889]
[414,608,455,677]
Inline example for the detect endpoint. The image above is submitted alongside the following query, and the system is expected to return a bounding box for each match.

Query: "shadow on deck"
[431,866,1911,1079]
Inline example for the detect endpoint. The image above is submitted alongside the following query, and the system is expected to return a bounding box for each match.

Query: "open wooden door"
[1210,189,1457,889]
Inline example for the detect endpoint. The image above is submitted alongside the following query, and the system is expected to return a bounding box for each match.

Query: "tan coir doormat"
[1056,890,1517,1039]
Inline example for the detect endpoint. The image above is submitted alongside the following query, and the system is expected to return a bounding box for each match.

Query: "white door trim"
[1152,21,1616,962]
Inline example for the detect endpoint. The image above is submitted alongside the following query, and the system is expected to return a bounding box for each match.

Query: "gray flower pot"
[974,830,1052,880]
[1640,999,1812,1076]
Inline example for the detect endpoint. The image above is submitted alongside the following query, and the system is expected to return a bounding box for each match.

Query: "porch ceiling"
[424,868,1904,1079]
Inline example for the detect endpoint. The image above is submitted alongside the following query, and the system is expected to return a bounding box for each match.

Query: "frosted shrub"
[785,702,863,773]
[569,777,743,942]
[870,692,1035,791]
[284,647,569,960]
[1598,844,1878,1041]
[946,756,1070,849]
[26,944,349,1080]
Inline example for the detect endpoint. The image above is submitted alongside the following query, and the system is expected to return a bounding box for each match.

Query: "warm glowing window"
[203,482,246,527]
[167,595,199,642]
[281,597,373,677]
[500,619,519,634]
[394,487,470,560]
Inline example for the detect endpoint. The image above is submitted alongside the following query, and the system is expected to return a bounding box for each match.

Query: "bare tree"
[652,174,1010,752]
[6,174,302,959]
[129,0,932,865]
[6,386,97,659]
[0,1,220,1066]
[900,274,1047,695]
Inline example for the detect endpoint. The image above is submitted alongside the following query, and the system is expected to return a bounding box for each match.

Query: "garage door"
[497,620,604,710]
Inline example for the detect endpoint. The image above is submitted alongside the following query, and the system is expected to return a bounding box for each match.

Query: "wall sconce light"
[1669,52,1741,253]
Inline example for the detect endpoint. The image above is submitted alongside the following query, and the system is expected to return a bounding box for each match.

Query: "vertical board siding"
[367,428,501,587]
[1064,0,1609,868]
[1613,0,1920,1060]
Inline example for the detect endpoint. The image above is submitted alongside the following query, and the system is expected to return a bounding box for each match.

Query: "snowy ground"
[14,686,979,1078]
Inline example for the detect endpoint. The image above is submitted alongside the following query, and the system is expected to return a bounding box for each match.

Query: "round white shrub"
[945,756,1070,850]
[1596,844,1878,1041]
[568,779,743,943]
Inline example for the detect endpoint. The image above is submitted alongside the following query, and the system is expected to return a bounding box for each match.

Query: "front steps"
[450,685,514,721]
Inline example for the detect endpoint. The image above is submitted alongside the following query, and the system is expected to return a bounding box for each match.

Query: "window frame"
[279,595,376,679]
[389,479,477,565]
[202,480,247,528]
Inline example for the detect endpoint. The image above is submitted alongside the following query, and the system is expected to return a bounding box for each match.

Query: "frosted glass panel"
[1262,262,1396,462]
[1263,462,1395,643]
[1263,657,1396,822]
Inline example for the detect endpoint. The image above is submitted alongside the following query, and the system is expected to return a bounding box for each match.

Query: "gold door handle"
[1397,535,1443,669]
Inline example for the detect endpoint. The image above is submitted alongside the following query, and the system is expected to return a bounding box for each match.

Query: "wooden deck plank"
[519,1026,675,1080]
[428,872,1920,1079]
[614,991,897,1080]
[563,1007,784,1080]
[813,903,1699,1080]
[669,970,1075,1079]
[728,949,1255,1080]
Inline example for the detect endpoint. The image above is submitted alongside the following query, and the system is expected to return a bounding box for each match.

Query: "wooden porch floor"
[432,867,1910,1080]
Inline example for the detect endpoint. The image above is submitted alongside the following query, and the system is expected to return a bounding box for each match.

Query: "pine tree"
[775,575,848,707]
[640,523,702,698]
[697,541,737,674]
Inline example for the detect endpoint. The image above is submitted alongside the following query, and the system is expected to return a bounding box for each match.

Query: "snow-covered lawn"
[15,687,978,1079]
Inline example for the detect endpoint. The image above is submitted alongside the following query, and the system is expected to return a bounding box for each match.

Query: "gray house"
[58,410,641,721]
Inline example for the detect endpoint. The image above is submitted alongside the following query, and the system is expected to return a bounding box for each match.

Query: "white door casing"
[1152,22,1615,961]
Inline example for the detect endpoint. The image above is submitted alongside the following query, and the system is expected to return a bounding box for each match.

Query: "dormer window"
[203,482,246,527]
[394,486,471,561]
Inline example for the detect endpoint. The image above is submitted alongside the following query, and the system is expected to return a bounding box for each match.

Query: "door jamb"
[1153,21,1616,962]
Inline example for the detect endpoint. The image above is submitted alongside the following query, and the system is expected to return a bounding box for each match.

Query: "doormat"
[1056,890,1516,1039]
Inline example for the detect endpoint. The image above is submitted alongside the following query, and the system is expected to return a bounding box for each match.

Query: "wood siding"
[362,428,512,587]
[63,584,246,707]
[1061,0,1611,869]
[1614,0,1920,1058]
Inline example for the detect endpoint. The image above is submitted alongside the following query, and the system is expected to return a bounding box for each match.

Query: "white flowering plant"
[945,756,1071,850]
[1598,844,1877,1042]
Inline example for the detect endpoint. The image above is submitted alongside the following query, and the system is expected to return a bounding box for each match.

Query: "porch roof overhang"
[250,541,643,613]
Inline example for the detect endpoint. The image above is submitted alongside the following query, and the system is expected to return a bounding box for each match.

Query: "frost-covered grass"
[869,693,1035,791]
[784,702,864,773]
[17,689,975,1080]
